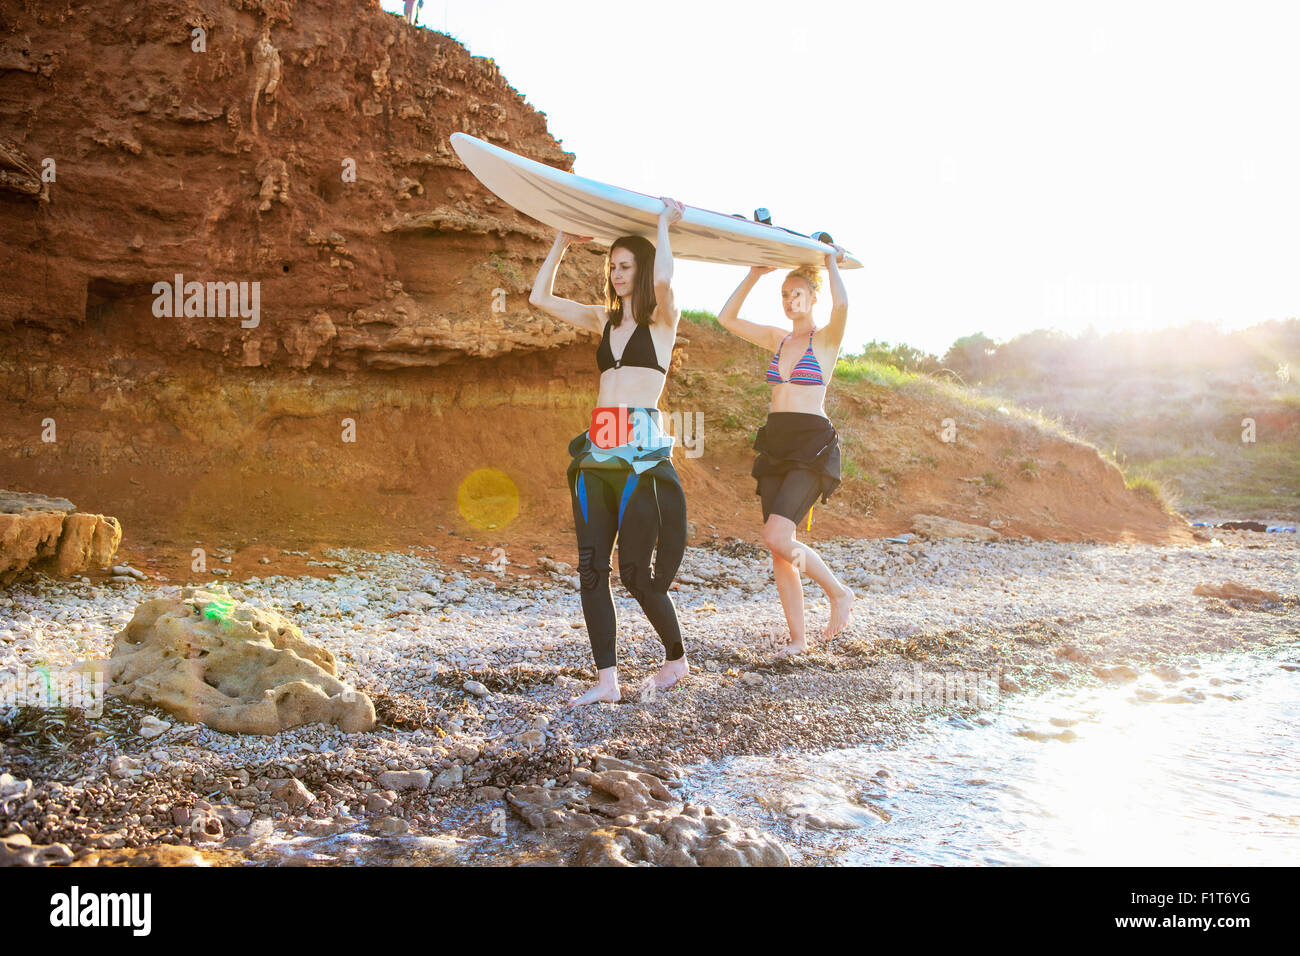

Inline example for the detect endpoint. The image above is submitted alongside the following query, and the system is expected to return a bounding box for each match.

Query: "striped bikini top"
[766,330,825,386]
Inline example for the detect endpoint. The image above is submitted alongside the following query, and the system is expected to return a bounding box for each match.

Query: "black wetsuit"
[565,318,687,670]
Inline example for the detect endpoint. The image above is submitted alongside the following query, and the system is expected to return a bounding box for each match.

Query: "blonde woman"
[715,247,855,656]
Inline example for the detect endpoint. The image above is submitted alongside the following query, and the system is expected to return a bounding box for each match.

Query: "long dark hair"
[605,235,658,327]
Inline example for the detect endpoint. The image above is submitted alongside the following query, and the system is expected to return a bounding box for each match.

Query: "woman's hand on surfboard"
[748,265,776,278]
[556,230,593,245]
[658,196,685,226]
[823,243,848,267]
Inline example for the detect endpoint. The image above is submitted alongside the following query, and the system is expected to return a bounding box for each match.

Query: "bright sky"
[381,0,1299,357]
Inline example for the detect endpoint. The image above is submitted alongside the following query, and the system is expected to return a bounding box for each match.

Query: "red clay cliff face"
[0,0,1190,579]
[0,0,603,370]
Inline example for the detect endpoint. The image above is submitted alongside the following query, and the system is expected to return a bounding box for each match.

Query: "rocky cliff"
[0,0,602,369]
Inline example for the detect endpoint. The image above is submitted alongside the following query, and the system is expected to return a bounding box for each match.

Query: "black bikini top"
[596,317,666,374]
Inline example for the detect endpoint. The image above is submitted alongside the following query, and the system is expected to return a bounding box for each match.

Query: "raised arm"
[821,244,850,346]
[528,232,605,334]
[716,266,786,351]
[652,197,684,325]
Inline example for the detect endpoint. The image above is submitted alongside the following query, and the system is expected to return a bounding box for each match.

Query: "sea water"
[683,651,1300,866]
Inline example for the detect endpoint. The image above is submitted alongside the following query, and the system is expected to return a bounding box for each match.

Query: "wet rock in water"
[1093,664,1139,682]
[1056,644,1090,663]
[376,816,409,836]
[505,757,680,830]
[106,586,375,734]
[508,756,789,865]
[68,845,210,867]
[569,766,679,818]
[378,770,432,790]
[911,514,1001,542]
[593,755,683,787]
[1192,581,1282,605]
[574,806,790,867]
[301,819,345,837]
[506,782,602,831]
[1014,726,1079,742]
[0,833,75,867]
[814,812,864,830]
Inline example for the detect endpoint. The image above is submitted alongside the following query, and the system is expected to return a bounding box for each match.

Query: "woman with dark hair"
[529,198,689,706]
[715,246,856,657]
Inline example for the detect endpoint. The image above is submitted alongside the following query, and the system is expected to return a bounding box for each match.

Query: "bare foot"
[824,586,855,639]
[775,637,809,659]
[653,657,689,690]
[566,682,621,708]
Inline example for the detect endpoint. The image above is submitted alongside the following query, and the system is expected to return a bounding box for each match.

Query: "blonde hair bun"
[785,264,824,294]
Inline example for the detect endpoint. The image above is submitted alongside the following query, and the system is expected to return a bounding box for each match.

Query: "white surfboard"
[449,132,862,270]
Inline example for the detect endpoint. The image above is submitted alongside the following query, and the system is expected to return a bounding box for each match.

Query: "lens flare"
[457,468,519,530]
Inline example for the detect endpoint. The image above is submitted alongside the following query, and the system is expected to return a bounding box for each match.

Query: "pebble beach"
[1,530,1296,865]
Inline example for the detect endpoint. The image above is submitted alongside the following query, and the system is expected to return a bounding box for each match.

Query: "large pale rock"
[107,586,375,735]
[0,490,121,584]
[911,514,1002,542]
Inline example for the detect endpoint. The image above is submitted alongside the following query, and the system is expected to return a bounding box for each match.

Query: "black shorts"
[757,469,824,524]
[751,411,842,525]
